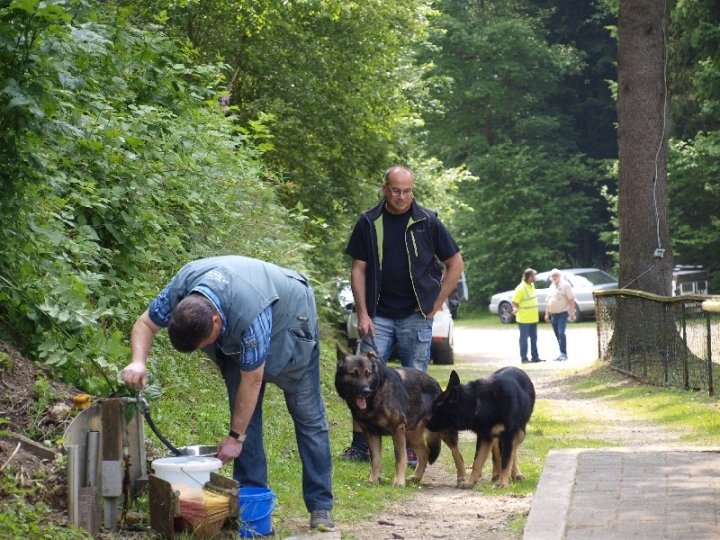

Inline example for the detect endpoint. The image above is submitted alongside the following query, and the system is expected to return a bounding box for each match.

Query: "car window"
[567,275,593,288]
[575,270,616,285]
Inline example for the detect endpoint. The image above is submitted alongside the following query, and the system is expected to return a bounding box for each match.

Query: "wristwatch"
[229,429,246,443]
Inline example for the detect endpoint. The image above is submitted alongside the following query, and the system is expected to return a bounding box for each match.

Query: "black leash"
[355,333,380,356]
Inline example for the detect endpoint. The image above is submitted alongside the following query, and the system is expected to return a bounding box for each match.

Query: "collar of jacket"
[365,198,434,222]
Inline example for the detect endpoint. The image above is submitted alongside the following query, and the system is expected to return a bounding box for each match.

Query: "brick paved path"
[524,447,720,539]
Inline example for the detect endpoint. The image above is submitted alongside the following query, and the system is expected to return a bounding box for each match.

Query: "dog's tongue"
[356,396,367,410]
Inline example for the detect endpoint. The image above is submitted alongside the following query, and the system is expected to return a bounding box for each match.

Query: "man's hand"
[121,361,148,390]
[123,310,161,390]
[357,314,375,339]
[217,437,243,465]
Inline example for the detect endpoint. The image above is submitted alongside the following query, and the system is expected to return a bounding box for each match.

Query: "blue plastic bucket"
[239,487,278,537]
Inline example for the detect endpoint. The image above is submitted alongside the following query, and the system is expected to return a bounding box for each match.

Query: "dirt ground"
[329,324,682,540]
[0,325,680,540]
[331,372,680,540]
[0,340,73,513]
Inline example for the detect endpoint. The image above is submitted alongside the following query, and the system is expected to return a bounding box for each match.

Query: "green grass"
[146,318,720,539]
[5,311,707,539]
[454,309,503,326]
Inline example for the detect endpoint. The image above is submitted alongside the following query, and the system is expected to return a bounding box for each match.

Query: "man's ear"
[212,314,223,336]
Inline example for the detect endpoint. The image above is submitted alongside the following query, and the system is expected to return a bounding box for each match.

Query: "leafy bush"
[0,0,307,394]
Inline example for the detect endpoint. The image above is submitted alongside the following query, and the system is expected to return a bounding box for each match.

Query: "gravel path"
[332,324,679,540]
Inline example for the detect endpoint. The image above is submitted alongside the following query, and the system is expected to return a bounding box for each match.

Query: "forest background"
[1,0,719,397]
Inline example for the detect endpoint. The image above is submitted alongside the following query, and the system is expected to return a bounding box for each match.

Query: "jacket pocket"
[264,328,315,382]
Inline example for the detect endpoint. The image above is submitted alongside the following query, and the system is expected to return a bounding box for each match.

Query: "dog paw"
[512,473,525,480]
[407,475,422,485]
[493,481,510,489]
[457,480,476,489]
[392,478,406,487]
[368,477,380,485]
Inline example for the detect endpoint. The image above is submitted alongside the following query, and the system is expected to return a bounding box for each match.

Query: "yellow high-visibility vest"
[512,282,539,323]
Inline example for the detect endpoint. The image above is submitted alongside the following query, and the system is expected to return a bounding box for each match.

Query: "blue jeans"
[216,326,333,512]
[550,311,569,355]
[519,322,539,361]
[360,312,433,372]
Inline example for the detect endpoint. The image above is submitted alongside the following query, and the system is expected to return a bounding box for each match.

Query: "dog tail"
[426,431,441,464]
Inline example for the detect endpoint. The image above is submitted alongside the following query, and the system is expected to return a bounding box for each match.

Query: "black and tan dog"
[335,352,465,487]
[427,366,535,488]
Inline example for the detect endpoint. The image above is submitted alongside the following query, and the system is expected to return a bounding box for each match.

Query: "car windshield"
[574,270,616,285]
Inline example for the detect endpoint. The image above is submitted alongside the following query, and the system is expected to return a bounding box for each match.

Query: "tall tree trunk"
[617,0,674,293]
[610,0,675,365]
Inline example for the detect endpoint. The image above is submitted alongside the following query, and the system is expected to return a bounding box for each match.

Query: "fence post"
[681,302,689,390]
[707,310,713,397]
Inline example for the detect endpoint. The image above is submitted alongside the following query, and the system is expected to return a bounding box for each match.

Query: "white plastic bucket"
[151,456,222,490]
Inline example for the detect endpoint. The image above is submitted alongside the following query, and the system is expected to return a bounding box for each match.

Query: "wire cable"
[652,0,669,252]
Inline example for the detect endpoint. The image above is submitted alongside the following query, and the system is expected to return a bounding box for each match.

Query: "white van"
[672,266,709,295]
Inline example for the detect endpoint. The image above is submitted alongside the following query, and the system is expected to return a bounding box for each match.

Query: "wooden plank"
[78,487,101,537]
[149,475,179,538]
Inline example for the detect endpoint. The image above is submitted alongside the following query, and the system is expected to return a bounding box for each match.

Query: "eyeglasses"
[385,186,414,197]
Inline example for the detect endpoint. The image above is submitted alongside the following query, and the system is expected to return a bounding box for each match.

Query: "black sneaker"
[406,448,418,468]
[341,445,370,462]
[530,358,545,363]
[310,509,335,531]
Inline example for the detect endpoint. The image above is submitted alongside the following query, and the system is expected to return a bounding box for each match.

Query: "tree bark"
[617,0,674,294]
[611,0,676,366]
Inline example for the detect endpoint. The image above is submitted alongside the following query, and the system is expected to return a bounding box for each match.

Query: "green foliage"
[0,444,89,540]
[669,134,720,291]
[121,0,437,282]
[453,144,614,306]
[421,0,584,157]
[667,1,720,291]
[669,0,720,140]
[0,495,92,540]
[528,0,618,160]
[0,0,306,394]
[27,376,58,439]
[420,0,616,305]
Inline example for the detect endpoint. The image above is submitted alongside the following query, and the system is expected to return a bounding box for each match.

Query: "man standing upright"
[544,268,576,361]
[341,165,464,465]
[512,268,543,364]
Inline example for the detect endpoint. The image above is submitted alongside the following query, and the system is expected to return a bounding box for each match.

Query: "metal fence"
[594,290,720,395]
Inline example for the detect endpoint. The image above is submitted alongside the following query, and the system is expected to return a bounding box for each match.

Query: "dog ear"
[366,350,379,360]
[448,370,461,389]
[336,354,349,368]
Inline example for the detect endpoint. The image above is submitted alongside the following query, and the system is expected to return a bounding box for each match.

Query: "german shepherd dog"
[427,366,535,488]
[335,352,466,487]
